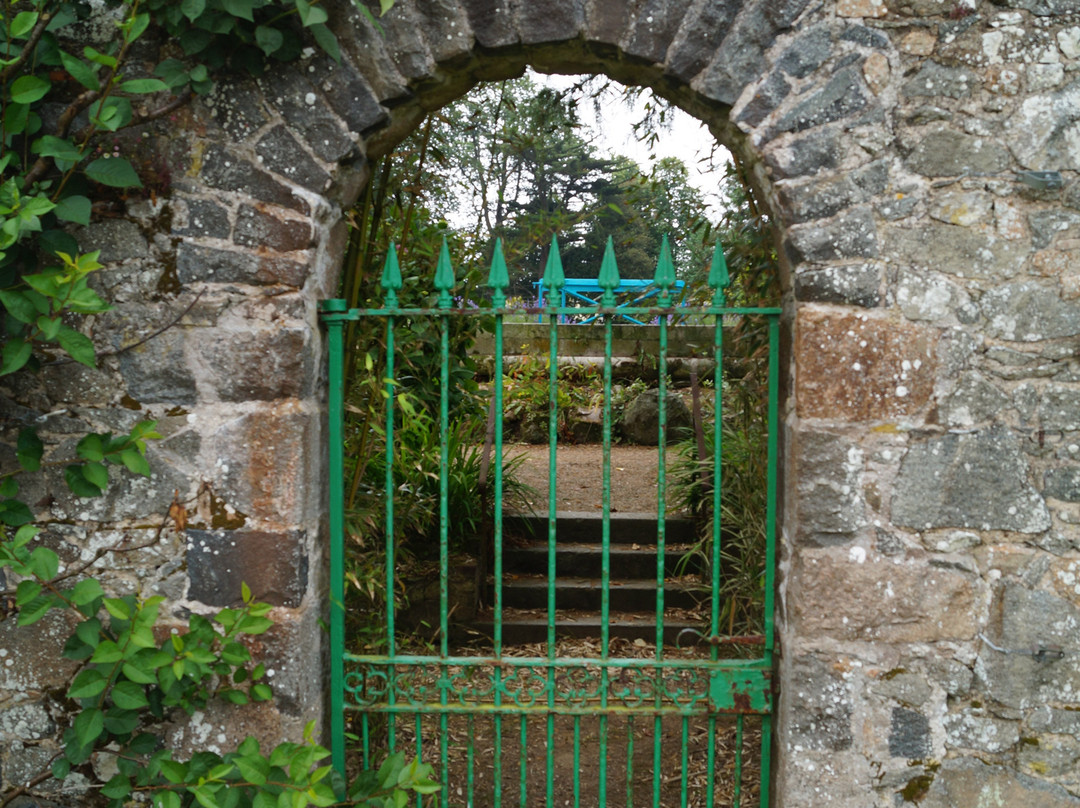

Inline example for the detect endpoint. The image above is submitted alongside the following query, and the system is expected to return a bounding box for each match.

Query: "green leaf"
[11,12,39,38]
[122,661,158,684]
[309,24,340,62]
[153,58,189,89]
[71,578,104,606]
[125,12,150,43]
[10,75,50,104]
[60,51,101,92]
[82,461,109,491]
[17,428,43,471]
[36,315,61,341]
[222,0,256,21]
[119,448,151,476]
[159,759,187,784]
[3,102,29,138]
[73,707,105,747]
[250,683,272,701]
[15,579,41,605]
[29,546,58,579]
[52,758,71,779]
[83,46,118,68]
[181,0,206,20]
[69,668,108,699]
[1,339,32,376]
[77,433,104,462]
[0,499,33,527]
[0,477,17,498]
[90,639,123,663]
[119,78,169,94]
[155,791,182,808]
[104,598,133,620]
[0,289,38,323]
[112,680,149,709]
[57,325,96,367]
[380,0,396,13]
[254,25,284,56]
[54,195,92,225]
[102,773,131,799]
[294,0,328,26]
[234,753,269,784]
[65,464,102,497]
[84,157,142,188]
[16,593,53,625]
[34,135,82,163]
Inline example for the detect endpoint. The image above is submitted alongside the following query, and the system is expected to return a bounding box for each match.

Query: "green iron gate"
[322,235,780,807]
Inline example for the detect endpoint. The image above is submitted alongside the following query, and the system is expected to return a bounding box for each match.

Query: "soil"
[508,443,688,514]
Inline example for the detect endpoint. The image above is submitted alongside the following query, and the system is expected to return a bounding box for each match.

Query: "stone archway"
[6,2,1080,806]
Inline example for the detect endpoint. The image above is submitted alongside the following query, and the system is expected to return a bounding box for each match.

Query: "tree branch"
[0,12,52,85]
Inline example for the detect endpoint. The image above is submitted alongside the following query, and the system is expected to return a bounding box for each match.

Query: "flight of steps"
[469,511,710,646]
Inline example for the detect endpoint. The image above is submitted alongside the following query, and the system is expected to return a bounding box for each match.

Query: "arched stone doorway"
[6,2,1080,806]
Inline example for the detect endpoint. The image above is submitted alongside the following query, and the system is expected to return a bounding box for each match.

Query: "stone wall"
[2,0,1080,805]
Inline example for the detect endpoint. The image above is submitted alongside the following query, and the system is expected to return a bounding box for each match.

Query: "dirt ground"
[508,443,688,514]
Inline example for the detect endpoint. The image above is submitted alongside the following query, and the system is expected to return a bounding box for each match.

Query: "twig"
[45,289,204,367]
[0,12,51,84]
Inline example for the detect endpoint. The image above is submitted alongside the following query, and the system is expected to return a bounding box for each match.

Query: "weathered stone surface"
[664,0,741,82]
[777,25,832,78]
[622,0,689,64]
[176,243,309,287]
[213,404,316,524]
[258,68,356,163]
[841,25,889,49]
[776,174,865,224]
[785,206,878,262]
[977,585,1080,710]
[1045,467,1080,502]
[198,328,313,402]
[461,0,519,48]
[196,144,310,213]
[837,0,886,16]
[944,710,1020,753]
[903,61,979,99]
[1029,209,1080,250]
[234,205,313,253]
[116,328,197,406]
[517,0,585,45]
[1005,79,1080,170]
[795,309,936,421]
[76,219,148,263]
[981,281,1080,342]
[187,529,308,607]
[928,191,993,227]
[693,7,774,107]
[922,759,1080,808]
[373,3,435,79]
[736,70,790,128]
[309,56,388,136]
[795,431,865,545]
[620,389,691,445]
[762,129,841,179]
[871,671,932,707]
[0,612,79,691]
[863,51,889,95]
[885,223,1026,280]
[793,263,881,307]
[411,0,473,63]
[791,552,977,642]
[172,198,231,240]
[905,127,1011,177]
[786,654,854,751]
[254,126,332,192]
[890,707,932,758]
[773,66,869,134]
[894,268,971,322]
[939,372,1009,428]
[206,76,269,142]
[1040,386,1080,432]
[893,428,1050,533]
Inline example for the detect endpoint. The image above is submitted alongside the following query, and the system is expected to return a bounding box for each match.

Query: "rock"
[773,66,869,134]
[234,205,313,253]
[872,671,933,707]
[790,551,977,642]
[841,25,889,49]
[928,191,993,227]
[981,281,1080,342]
[176,243,310,287]
[795,309,936,421]
[762,129,841,179]
[938,372,1009,428]
[884,223,1026,280]
[1029,209,1080,250]
[905,127,1010,177]
[794,263,882,307]
[786,654,854,751]
[172,198,232,240]
[892,428,1050,533]
[735,70,791,128]
[922,758,1080,808]
[894,268,969,322]
[903,61,978,99]
[254,126,332,192]
[620,389,692,445]
[75,219,148,263]
[944,710,1020,753]
[785,206,878,262]
[1005,79,1080,171]
[186,529,308,608]
[795,431,865,546]
[890,707,932,758]
[777,25,832,78]
[777,174,866,223]
[116,328,197,406]
[258,67,357,163]
[196,143,310,213]
[1045,467,1080,502]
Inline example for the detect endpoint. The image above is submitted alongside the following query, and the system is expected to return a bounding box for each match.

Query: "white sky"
[536,70,732,219]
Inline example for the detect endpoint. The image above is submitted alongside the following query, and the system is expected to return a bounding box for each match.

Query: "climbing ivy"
[0,0,412,805]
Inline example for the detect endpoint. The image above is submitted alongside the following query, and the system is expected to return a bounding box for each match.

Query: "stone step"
[502,576,708,612]
[469,610,710,647]
[503,511,698,545]
[502,542,697,579]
